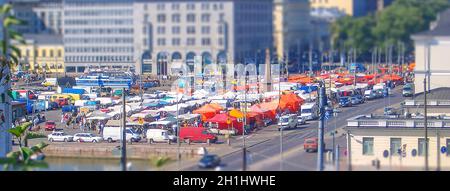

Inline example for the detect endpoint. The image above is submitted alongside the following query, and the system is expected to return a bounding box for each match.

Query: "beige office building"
[346,115,450,171]
[273,0,311,58]
[412,9,450,94]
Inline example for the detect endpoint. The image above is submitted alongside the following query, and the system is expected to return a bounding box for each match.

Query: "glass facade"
[63,0,135,69]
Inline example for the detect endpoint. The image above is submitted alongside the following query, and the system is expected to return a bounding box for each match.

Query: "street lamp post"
[121,87,127,171]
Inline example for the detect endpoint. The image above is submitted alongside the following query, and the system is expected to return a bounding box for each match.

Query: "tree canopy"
[330,0,449,56]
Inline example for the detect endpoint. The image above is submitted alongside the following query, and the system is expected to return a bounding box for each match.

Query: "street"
[185,87,406,171]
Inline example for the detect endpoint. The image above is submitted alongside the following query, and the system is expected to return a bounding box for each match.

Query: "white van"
[102,127,141,143]
[300,103,319,120]
[278,114,298,130]
[146,129,176,144]
[41,78,57,87]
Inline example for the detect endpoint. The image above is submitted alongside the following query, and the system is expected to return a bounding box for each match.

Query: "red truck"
[304,137,325,153]
[179,127,217,144]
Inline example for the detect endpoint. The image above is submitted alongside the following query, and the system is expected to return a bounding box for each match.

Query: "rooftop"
[23,34,63,45]
[414,8,450,37]
[346,114,450,129]
[414,87,450,100]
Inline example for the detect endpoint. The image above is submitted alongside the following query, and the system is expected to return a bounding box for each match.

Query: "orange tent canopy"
[193,104,222,121]
[279,93,303,113]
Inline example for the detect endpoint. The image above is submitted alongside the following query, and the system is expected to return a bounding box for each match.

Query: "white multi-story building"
[133,0,274,75]
[63,0,136,73]
[10,0,63,35]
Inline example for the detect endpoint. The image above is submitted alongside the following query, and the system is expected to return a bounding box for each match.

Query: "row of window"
[24,49,62,58]
[65,47,134,53]
[64,28,133,34]
[362,137,450,156]
[64,38,134,44]
[146,3,225,11]
[65,19,133,25]
[154,38,218,46]
[64,10,133,17]
[65,56,133,63]
[147,26,224,35]
[155,13,215,23]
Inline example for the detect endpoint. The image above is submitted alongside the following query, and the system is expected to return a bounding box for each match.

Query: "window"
[187,26,195,34]
[201,26,210,34]
[201,38,211,46]
[187,14,196,22]
[143,64,152,73]
[57,50,62,57]
[42,50,46,57]
[418,138,427,156]
[201,3,209,10]
[157,4,165,10]
[157,26,165,34]
[172,14,181,23]
[187,3,195,10]
[157,14,166,23]
[390,138,402,156]
[50,50,54,57]
[447,139,450,156]
[218,25,224,34]
[362,137,374,155]
[144,14,149,22]
[172,38,181,46]
[187,38,195,45]
[157,38,166,46]
[172,3,180,10]
[172,26,180,34]
[26,49,30,57]
[218,38,224,46]
[201,14,210,22]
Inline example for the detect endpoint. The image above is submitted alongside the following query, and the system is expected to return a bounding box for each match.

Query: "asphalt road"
[185,88,406,171]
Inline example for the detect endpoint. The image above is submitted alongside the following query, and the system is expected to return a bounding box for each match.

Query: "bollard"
[207,139,211,146]
[227,138,231,146]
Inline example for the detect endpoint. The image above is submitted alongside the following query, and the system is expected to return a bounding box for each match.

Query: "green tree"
[331,0,450,57]
[0,122,49,171]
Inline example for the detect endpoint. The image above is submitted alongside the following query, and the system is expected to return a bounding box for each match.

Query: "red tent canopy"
[206,113,243,134]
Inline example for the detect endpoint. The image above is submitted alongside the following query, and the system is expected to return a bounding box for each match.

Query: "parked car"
[198,154,221,169]
[73,133,103,143]
[146,129,176,144]
[304,137,325,153]
[278,114,298,130]
[48,132,74,142]
[350,97,362,105]
[339,97,352,107]
[297,115,306,126]
[45,121,57,131]
[179,127,217,144]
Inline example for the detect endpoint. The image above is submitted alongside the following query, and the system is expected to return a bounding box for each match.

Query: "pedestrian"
[61,113,64,124]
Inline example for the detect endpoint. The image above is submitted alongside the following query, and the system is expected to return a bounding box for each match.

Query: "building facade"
[15,34,64,73]
[273,0,311,58]
[10,0,63,35]
[11,0,274,75]
[412,9,450,94]
[133,0,273,75]
[346,115,450,170]
[309,0,393,17]
[63,0,135,73]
